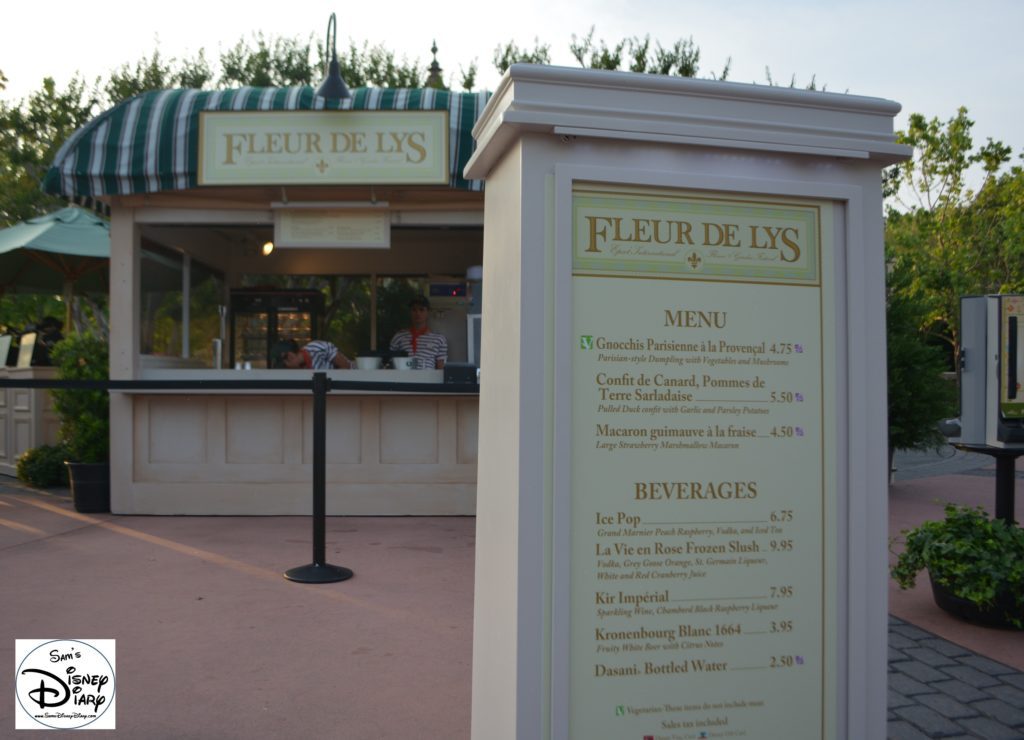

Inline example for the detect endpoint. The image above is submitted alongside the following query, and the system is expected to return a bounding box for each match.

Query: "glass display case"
[229,289,324,368]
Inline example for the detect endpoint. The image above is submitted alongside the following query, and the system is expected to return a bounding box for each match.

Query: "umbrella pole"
[62,278,74,334]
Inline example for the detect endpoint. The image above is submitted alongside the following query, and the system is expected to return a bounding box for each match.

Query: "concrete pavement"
[1,485,475,739]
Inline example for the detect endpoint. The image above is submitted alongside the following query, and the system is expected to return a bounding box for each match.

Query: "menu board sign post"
[464,64,907,740]
[563,183,837,739]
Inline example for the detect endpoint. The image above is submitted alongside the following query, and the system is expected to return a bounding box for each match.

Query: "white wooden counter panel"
[115,391,478,515]
[0,367,59,477]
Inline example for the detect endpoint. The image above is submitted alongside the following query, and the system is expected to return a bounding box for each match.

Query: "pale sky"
[3,0,1022,175]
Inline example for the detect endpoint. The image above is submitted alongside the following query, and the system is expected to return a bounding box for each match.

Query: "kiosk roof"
[44,86,491,199]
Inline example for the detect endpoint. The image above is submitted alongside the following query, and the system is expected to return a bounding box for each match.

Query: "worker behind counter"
[389,296,447,369]
[273,339,352,369]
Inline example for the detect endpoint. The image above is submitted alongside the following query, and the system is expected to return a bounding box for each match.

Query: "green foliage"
[565,28,717,79]
[459,61,478,92]
[493,39,552,74]
[570,27,625,70]
[16,444,70,488]
[0,295,65,334]
[650,37,701,77]
[177,51,216,91]
[375,278,426,350]
[890,109,1010,212]
[494,29,720,78]
[50,333,109,463]
[221,33,319,88]
[337,41,423,88]
[0,295,106,339]
[962,164,1024,290]
[887,261,957,451]
[105,48,214,104]
[763,67,824,91]
[0,76,97,226]
[891,505,1024,628]
[322,276,371,357]
[884,107,1017,359]
[105,33,428,97]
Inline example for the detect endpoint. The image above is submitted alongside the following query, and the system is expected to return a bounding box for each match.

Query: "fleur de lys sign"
[198,111,449,186]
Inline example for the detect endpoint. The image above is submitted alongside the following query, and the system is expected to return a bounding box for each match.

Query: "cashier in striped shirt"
[389,296,448,369]
[274,339,352,369]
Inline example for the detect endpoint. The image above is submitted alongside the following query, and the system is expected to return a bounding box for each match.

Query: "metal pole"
[284,372,353,583]
[994,454,1017,524]
[312,370,327,564]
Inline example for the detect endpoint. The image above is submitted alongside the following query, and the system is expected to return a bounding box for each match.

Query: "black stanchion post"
[994,454,1017,524]
[284,372,354,583]
[0,373,469,581]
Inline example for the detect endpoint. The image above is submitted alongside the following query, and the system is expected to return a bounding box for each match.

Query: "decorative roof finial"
[426,40,444,90]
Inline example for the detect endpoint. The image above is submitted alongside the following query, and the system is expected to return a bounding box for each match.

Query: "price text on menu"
[568,183,835,740]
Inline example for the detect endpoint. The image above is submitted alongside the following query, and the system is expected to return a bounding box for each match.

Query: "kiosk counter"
[45,86,489,514]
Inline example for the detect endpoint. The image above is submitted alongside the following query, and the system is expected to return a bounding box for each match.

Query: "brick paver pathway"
[889,617,1024,739]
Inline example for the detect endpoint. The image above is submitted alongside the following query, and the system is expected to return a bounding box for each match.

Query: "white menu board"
[567,183,837,739]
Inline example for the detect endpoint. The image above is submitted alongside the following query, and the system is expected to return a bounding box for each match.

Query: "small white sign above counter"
[274,208,391,249]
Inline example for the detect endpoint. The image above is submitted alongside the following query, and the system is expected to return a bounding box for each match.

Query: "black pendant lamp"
[316,13,351,101]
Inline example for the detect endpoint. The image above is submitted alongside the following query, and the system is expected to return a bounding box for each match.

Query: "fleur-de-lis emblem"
[687,252,702,270]
[315,159,329,173]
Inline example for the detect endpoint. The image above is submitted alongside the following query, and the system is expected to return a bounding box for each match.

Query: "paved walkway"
[888,616,1024,739]
[887,449,1024,739]
[1,453,1022,738]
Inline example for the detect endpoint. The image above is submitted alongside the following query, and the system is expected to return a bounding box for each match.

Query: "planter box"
[929,574,1023,631]
[66,461,110,513]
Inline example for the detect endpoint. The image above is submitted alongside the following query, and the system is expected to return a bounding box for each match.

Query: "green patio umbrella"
[0,206,110,329]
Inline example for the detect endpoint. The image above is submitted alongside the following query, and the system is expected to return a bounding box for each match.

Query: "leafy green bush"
[16,444,70,488]
[50,333,109,463]
[886,262,957,453]
[892,505,1024,628]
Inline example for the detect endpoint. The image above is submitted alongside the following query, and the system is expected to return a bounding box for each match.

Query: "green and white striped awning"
[44,87,491,198]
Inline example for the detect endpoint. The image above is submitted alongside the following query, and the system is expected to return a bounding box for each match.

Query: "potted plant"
[50,333,110,513]
[891,504,1024,629]
[16,443,71,488]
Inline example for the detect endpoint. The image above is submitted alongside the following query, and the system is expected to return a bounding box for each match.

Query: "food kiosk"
[44,86,489,515]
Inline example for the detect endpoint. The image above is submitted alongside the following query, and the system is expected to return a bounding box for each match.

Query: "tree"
[105,48,213,104]
[562,27,729,79]
[569,27,626,70]
[0,76,97,226]
[0,295,64,334]
[458,61,478,92]
[960,163,1024,291]
[493,39,551,75]
[886,261,957,456]
[101,33,426,97]
[493,30,730,79]
[220,33,319,88]
[884,107,1015,363]
[337,41,423,88]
